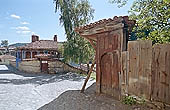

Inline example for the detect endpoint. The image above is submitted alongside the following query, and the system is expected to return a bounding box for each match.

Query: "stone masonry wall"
[10,59,86,74]
[48,60,86,74]
[10,60,16,67]
[18,60,41,73]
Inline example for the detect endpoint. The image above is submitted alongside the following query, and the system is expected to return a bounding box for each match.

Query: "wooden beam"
[81,35,97,42]
[89,39,97,50]
[81,57,96,93]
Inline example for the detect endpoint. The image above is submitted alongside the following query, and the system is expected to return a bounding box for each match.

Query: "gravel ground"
[0,65,95,110]
[39,83,170,110]
[38,83,145,110]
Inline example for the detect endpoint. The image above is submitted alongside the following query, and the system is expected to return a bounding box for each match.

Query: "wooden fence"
[121,40,170,104]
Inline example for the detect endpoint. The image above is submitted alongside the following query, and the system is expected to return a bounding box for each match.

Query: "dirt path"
[0,65,94,110]
[39,83,157,110]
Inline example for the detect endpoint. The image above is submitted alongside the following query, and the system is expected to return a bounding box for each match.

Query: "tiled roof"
[75,16,135,33]
[0,47,6,50]
[17,40,58,50]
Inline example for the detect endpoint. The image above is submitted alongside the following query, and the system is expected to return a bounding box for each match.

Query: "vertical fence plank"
[124,40,170,104]
[166,44,170,103]
[127,41,140,95]
[138,40,152,99]
[121,51,129,94]
[127,40,152,99]
[165,44,170,103]
[151,44,170,104]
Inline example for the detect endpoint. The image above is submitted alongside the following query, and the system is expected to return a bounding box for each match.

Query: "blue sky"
[0,0,134,44]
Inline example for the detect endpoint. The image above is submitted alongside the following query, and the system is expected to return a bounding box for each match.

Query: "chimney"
[32,35,39,42]
[36,35,39,41]
[54,35,57,42]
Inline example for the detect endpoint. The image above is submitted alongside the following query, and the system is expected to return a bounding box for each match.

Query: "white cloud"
[16,26,30,31]
[31,32,35,34]
[21,22,30,25]
[15,26,31,35]
[10,14,21,19]
[16,30,31,34]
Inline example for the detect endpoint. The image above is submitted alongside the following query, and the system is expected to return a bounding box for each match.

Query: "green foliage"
[122,95,137,105]
[109,0,128,7]
[57,42,64,58]
[1,40,8,47]
[0,51,3,55]
[63,36,94,63]
[54,0,94,40]
[54,0,95,63]
[129,0,170,44]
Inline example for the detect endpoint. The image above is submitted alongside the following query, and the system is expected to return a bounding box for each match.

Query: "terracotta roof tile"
[0,47,6,50]
[75,16,135,32]
[17,40,58,50]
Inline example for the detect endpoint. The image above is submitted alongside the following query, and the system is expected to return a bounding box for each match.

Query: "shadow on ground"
[38,83,151,110]
[0,65,90,85]
[38,83,170,110]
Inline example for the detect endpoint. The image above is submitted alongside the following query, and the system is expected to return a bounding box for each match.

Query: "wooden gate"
[41,61,48,72]
[100,50,120,99]
[97,33,121,99]
[75,16,135,100]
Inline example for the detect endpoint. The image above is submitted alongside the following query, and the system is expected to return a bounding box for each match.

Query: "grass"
[122,95,146,106]
[122,95,137,105]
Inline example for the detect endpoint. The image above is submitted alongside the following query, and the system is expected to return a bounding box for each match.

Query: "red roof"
[17,40,58,50]
[75,16,135,41]
[75,16,135,32]
[0,47,6,50]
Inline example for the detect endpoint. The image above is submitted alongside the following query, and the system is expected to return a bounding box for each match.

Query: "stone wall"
[10,60,16,67]
[0,56,15,65]
[48,61,64,73]
[10,59,86,74]
[0,59,10,65]
[48,60,86,74]
[10,59,40,73]
[18,59,41,73]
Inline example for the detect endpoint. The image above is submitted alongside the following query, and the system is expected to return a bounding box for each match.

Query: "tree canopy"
[53,0,170,64]
[1,40,8,47]
[109,0,128,7]
[54,0,95,63]
[129,0,170,43]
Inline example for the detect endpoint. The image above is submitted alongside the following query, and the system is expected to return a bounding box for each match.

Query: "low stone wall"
[10,59,86,74]
[0,59,15,65]
[48,61,64,73]
[48,60,86,74]
[18,59,41,73]
[0,59,9,65]
[10,60,16,67]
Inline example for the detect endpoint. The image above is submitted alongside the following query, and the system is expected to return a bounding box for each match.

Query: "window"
[44,51,48,54]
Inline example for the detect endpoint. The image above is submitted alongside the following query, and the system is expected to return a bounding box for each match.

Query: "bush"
[122,95,137,105]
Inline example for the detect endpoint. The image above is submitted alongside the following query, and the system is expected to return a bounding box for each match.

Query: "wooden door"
[41,61,48,72]
[97,33,121,100]
[100,51,120,99]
